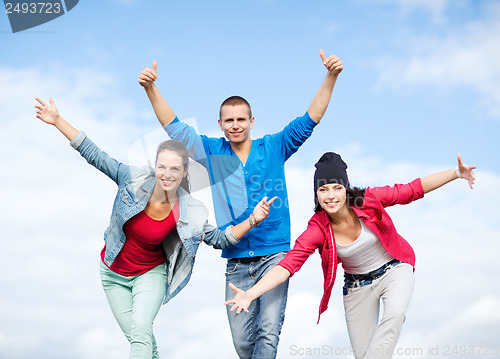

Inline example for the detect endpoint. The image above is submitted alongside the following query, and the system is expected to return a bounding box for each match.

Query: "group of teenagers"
[35,49,476,359]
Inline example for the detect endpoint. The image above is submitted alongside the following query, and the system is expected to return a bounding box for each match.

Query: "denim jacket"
[70,131,239,303]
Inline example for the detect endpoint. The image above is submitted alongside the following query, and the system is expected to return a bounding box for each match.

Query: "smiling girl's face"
[316,183,347,216]
[155,150,187,193]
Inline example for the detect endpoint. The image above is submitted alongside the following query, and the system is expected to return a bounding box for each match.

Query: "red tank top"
[101,201,179,276]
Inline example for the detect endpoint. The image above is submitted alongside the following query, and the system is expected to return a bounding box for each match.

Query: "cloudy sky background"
[1,0,499,358]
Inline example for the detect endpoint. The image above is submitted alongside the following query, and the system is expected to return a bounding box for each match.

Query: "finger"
[138,74,151,82]
[224,299,234,306]
[325,55,338,67]
[34,105,43,110]
[319,49,326,63]
[236,307,242,314]
[145,69,156,78]
[230,304,237,312]
[325,54,338,63]
[228,282,240,293]
[49,98,55,107]
[267,196,278,205]
[35,97,45,106]
[152,60,158,77]
[141,73,156,82]
[141,70,156,79]
[457,153,463,165]
[328,59,342,69]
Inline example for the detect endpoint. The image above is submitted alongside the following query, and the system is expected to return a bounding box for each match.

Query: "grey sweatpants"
[343,263,414,359]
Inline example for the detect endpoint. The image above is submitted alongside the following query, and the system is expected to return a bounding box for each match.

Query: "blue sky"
[1,1,499,358]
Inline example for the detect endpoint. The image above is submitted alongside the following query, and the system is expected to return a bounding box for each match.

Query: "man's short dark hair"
[219,96,252,119]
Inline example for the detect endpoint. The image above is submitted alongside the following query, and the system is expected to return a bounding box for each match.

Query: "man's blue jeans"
[100,262,166,359]
[225,252,289,359]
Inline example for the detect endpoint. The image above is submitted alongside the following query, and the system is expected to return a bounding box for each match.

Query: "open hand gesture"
[35,97,59,125]
[457,153,476,189]
[224,283,253,314]
[138,60,159,88]
[251,196,278,224]
[320,49,343,75]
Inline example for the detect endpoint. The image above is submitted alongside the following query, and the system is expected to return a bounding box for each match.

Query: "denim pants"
[343,261,414,359]
[100,262,167,359]
[225,252,289,359]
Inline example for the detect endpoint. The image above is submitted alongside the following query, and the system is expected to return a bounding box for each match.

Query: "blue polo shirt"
[164,112,317,258]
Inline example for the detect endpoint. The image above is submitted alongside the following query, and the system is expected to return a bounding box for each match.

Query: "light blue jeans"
[225,252,289,359]
[100,262,166,359]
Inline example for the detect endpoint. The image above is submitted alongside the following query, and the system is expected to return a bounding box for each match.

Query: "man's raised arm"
[138,60,177,126]
[307,50,343,123]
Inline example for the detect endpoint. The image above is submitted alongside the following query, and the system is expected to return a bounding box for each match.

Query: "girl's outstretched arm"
[224,265,291,314]
[421,154,476,194]
[35,97,78,141]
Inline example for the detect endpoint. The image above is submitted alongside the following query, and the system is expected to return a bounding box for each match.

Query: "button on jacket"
[70,131,239,303]
[277,179,425,322]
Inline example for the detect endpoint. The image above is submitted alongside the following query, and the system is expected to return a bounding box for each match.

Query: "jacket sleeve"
[163,118,210,168]
[202,222,239,249]
[368,178,425,208]
[266,112,318,162]
[70,131,132,185]
[278,220,325,277]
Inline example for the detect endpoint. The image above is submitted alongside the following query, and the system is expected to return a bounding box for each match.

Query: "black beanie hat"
[314,152,349,193]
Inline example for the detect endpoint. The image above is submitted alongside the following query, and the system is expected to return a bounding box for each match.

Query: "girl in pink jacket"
[225,152,476,359]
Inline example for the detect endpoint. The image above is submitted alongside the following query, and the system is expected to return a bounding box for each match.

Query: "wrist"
[144,82,157,91]
[53,115,64,127]
[455,166,461,179]
[248,213,260,228]
[246,288,258,301]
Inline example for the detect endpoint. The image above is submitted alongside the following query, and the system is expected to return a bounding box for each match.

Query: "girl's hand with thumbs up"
[138,60,159,88]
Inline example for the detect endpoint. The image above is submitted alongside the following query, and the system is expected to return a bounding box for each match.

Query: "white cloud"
[371,0,453,23]
[373,1,500,118]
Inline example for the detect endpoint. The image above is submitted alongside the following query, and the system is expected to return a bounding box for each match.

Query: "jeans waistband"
[343,259,402,293]
[233,256,264,264]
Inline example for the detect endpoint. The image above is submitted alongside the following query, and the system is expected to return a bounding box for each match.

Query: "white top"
[335,219,394,274]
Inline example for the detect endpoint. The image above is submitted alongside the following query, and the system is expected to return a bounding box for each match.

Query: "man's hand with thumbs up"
[138,60,159,88]
[306,49,343,123]
[319,49,343,75]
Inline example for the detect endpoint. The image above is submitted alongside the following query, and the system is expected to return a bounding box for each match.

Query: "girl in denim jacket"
[35,97,276,359]
[226,151,476,359]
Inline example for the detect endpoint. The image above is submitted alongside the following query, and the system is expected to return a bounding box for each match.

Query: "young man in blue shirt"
[139,50,343,358]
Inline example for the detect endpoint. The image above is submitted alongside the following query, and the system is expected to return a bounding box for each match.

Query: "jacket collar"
[176,187,190,224]
[311,209,331,230]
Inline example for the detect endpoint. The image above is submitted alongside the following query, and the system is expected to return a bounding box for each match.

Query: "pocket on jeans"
[225,260,239,275]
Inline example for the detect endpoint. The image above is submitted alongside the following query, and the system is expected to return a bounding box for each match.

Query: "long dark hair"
[314,186,366,212]
[155,140,191,193]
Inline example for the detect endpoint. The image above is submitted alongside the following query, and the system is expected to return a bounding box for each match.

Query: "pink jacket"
[278,179,425,323]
